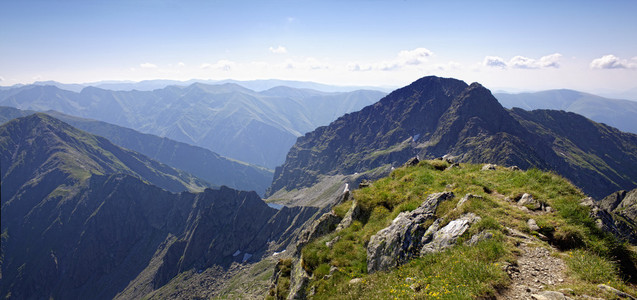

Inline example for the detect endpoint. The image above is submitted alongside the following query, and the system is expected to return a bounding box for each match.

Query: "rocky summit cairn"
[367,192,454,273]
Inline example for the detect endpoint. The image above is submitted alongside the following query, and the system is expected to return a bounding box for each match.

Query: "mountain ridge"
[269,76,637,199]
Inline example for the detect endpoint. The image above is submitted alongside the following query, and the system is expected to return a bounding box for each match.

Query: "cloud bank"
[483,53,562,69]
[590,54,637,69]
[269,46,288,54]
[349,47,433,72]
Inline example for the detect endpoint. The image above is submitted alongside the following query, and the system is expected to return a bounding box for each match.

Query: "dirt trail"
[498,230,566,299]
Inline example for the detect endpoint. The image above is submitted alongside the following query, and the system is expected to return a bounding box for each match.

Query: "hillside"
[0,83,386,168]
[0,114,318,299]
[0,106,273,196]
[269,76,637,200]
[270,160,637,299]
[494,89,637,134]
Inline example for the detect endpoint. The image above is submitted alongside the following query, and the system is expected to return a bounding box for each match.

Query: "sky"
[1,0,637,94]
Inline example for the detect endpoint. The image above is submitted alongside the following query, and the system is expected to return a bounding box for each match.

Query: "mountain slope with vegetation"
[269,76,637,199]
[494,89,637,134]
[270,160,637,299]
[0,114,318,300]
[0,83,386,168]
[0,106,273,195]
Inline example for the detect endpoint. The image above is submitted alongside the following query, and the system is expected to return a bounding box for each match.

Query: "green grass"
[298,160,637,299]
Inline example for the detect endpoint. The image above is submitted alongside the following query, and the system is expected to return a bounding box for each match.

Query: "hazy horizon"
[2,0,636,96]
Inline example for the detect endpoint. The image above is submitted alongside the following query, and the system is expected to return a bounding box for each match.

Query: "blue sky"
[1,0,636,93]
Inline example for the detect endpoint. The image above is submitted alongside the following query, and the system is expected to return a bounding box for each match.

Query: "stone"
[446,163,460,170]
[442,154,456,163]
[420,213,481,255]
[349,278,363,284]
[325,236,340,248]
[527,219,540,231]
[481,163,497,171]
[404,156,420,167]
[518,193,541,210]
[531,291,571,300]
[296,212,342,253]
[464,231,493,246]
[457,193,482,208]
[508,165,521,171]
[366,192,454,273]
[597,284,637,299]
[336,200,362,231]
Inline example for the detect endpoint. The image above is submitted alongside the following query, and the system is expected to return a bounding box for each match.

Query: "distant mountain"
[0,113,210,195]
[0,114,318,299]
[0,106,273,196]
[494,89,637,134]
[269,76,637,199]
[0,83,386,168]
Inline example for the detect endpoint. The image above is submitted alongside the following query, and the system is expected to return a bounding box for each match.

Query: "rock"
[325,236,340,248]
[508,165,521,171]
[287,259,310,300]
[597,284,637,299]
[518,193,541,210]
[405,277,415,284]
[405,156,420,167]
[527,219,540,231]
[336,200,362,231]
[358,179,371,189]
[465,231,493,246]
[296,212,342,253]
[544,206,553,213]
[367,192,454,273]
[442,154,456,163]
[481,164,497,171]
[446,163,460,170]
[457,193,482,208]
[582,194,637,244]
[420,213,481,255]
[349,278,363,284]
[531,291,571,300]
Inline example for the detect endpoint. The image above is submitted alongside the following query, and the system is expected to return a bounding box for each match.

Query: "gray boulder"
[481,164,497,171]
[420,213,481,255]
[366,192,454,273]
[336,200,362,231]
[296,212,342,253]
[518,193,541,210]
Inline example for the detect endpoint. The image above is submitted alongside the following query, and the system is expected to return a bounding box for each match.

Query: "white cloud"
[200,60,236,71]
[269,46,288,54]
[0,76,4,82]
[140,63,158,69]
[590,54,637,69]
[349,47,434,72]
[397,48,433,65]
[483,56,507,68]
[484,53,562,69]
[177,62,186,67]
[538,53,562,68]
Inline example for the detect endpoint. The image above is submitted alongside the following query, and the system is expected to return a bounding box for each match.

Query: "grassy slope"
[286,160,637,299]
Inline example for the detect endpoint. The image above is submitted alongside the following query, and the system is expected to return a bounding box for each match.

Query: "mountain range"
[0,113,318,299]
[270,76,637,200]
[494,89,637,134]
[0,106,273,196]
[0,83,385,168]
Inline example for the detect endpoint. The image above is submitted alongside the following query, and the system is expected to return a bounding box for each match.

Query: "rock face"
[269,75,637,199]
[583,189,637,244]
[367,192,454,273]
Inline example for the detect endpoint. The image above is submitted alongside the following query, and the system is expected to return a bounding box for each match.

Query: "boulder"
[296,212,342,253]
[527,219,540,231]
[404,156,420,167]
[481,164,497,171]
[465,231,493,246]
[457,193,482,208]
[420,213,481,255]
[597,284,637,300]
[531,291,572,300]
[336,200,362,231]
[367,192,454,273]
[518,193,541,210]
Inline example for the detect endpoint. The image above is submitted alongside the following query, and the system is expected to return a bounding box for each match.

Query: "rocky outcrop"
[420,213,481,255]
[295,212,342,254]
[367,192,454,273]
[518,193,542,210]
[581,189,637,244]
[336,200,362,231]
